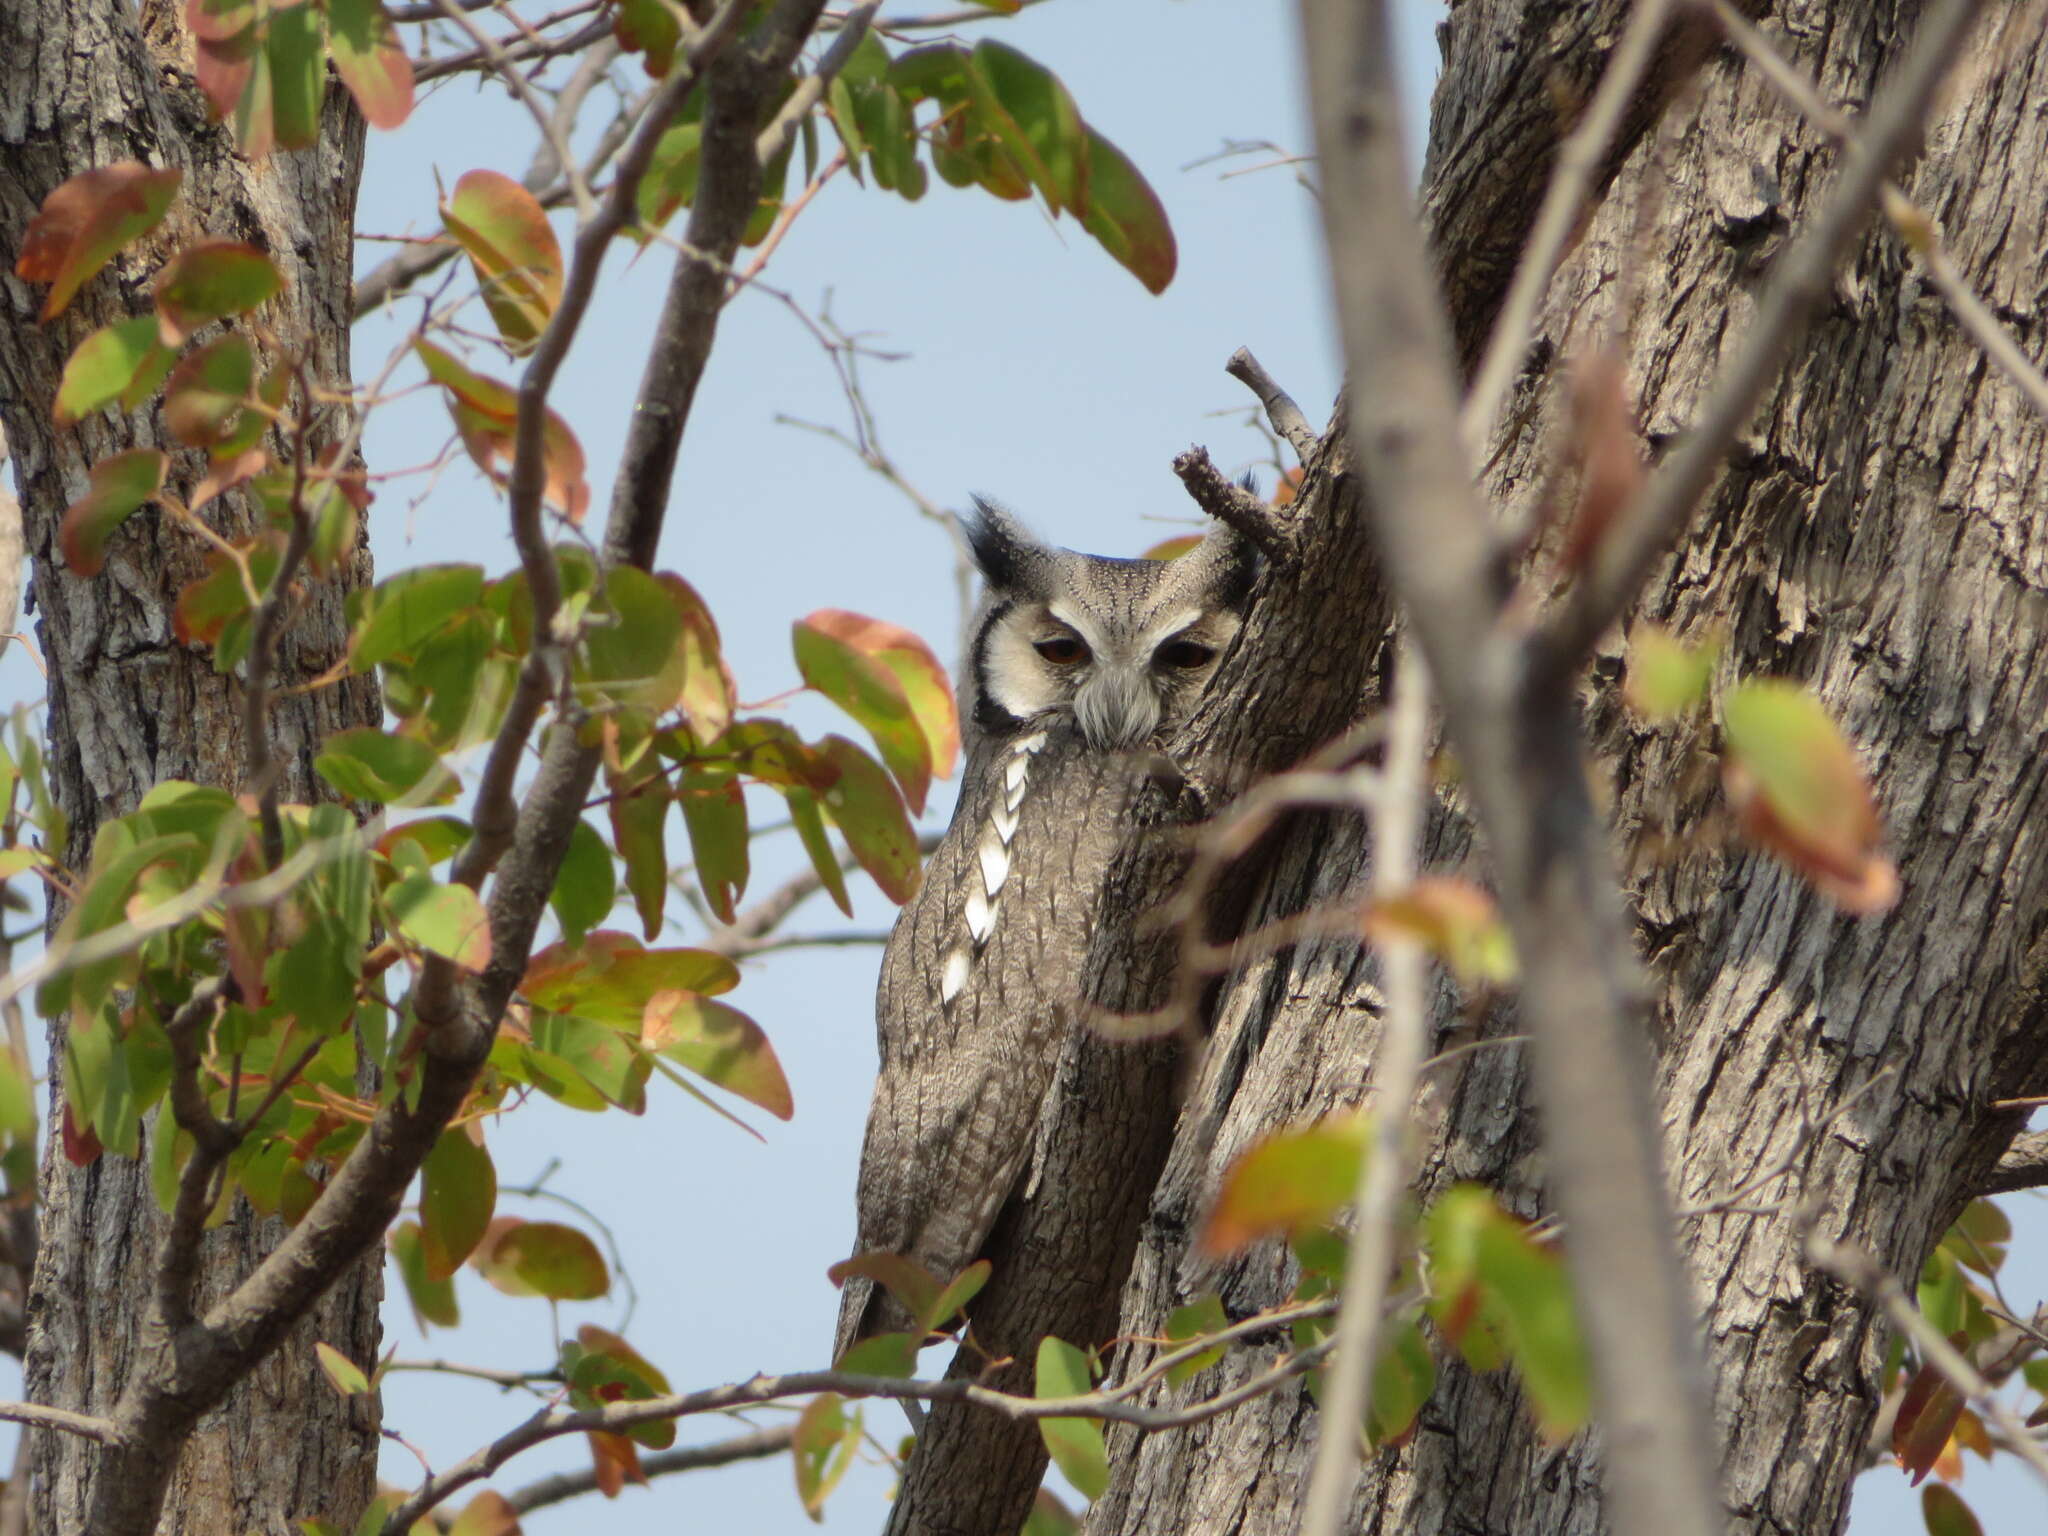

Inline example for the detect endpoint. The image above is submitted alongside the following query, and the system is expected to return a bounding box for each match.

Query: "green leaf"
[327,0,414,130]
[814,736,921,903]
[267,919,364,1037]
[419,1127,496,1281]
[784,786,851,917]
[580,564,688,712]
[173,534,282,669]
[266,0,325,151]
[968,42,1085,212]
[475,1219,609,1300]
[387,874,492,972]
[829,1251,943,1331]
[1073,126,1177,296]
[1165,1293,1229,1386]
[678,773,749,924]
[347,564,486,670]
[414,341,590,521]
[13,162,183,322]
[607,769,671,939]
[1200,1115,1368,1255]
[927,1259,991,1333]
[613,0,680,76]
[527,1011,653,1114]
[1034,1337,1108,1501]
[162,333,262,450]
[550,819,616,946]
[834,1331,917,1379]
[442,169,563,352]
[152,239,282,346]
[793,1393,863,1520]
[59,449,166,576]
[1922,1485,1984,1536]
[1367,1317,1436,1445]
[643,990,791,1120]
[1624,624,1719,720]
[390,1218,460,1328]
[314,727,459,807]
[1721,678,1897,912]
[314,1341,373,1398]
[1940,1199,2012,1279]
[53,317,176,426]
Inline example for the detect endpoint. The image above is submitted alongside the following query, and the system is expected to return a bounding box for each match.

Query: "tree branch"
[1983,1129,2048,1195]
[1225,346,1317,462]
[1544,0,1985,670]
[506,1425,796,1515]
[1171,447,1295,565]
[1300,4,1723,1536]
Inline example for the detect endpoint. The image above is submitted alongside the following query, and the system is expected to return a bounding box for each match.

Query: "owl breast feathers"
[834,500,1256,1358]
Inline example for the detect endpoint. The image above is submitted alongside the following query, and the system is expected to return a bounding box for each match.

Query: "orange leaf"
[15,163,183,322]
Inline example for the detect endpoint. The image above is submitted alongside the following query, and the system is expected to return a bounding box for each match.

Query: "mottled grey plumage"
[834,500,1256,1358]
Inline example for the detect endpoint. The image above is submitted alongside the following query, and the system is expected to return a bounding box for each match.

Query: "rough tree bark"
[1076,3,2048,1534]
[0,2,383,1531]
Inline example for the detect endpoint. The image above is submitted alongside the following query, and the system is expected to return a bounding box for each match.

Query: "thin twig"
[1226,346,1319,461]
[387,1334,1340,1528]
[1300,648,1432,1536]
[433,0,597,220]
[414,5,609,85]
[0,1400,114,1442]
[508,1425,798,1513]
[756,2,881,167]
[1171,446,1295,565]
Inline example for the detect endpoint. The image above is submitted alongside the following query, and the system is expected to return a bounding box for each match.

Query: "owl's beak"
[1073,667,1161,751]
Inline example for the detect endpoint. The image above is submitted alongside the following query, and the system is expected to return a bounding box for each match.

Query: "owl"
[833,498,1257,1360]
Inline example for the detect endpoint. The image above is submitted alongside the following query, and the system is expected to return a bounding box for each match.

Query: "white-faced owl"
[835,499,1256,1357]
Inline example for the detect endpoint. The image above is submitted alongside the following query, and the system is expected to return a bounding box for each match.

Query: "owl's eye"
[1155,638,1216,670]
[1034,635,1090,665]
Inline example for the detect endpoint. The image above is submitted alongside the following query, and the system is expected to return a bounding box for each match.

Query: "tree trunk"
[0,2,382,1530]
[1083,2,2048,1533]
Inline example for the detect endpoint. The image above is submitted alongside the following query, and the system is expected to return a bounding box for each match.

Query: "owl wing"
[834,733,1134,1359]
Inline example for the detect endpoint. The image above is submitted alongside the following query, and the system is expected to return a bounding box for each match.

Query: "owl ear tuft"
[963,497,1041,589]
[1186,523,1261,611]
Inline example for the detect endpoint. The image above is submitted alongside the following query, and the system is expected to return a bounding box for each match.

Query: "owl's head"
[962,498,1258,752]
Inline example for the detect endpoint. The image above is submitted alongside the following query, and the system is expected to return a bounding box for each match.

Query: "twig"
[756,2,881,167]
[1300,648,1431,1536]
[1171,446,1295,565]
[386,1334,1340,1528]
[0,1400,114,1442]
[414,5,609,85]
[1301,4,1725,1536]
[432,0,596,220]
[1546,0,1986,670]
[1461,0,1679,462]
[1226,346,1318,461]
[1807,1233,2048,1490]
[507,1425,798,1513]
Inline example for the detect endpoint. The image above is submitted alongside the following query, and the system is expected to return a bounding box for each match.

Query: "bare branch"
[413,5,609,86]
[1170,446,1295,565]
[1225,347,1318,462]
[1545,0,1985,669]
[507,1425,796,1515]
[0,1400,114,1443]
[1300,4,1723,1536]
[388,1306,1343,1528]
[1984,1129,2048,1195]
[1300,650,1431,1536]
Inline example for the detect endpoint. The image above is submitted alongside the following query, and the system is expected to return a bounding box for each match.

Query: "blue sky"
[4,1,2042,1531]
